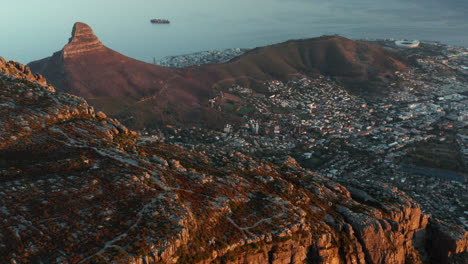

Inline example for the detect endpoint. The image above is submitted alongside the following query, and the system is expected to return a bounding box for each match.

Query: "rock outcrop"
[0,57,47,86]
[28,22,409,129]
[426,219,468,264]
[63,22,105,59]
[3,60,463,264]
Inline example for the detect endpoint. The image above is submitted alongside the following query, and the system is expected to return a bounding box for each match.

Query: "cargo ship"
[151,19,170,24]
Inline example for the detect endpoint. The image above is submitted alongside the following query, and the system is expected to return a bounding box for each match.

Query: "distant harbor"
[151,19,170,24]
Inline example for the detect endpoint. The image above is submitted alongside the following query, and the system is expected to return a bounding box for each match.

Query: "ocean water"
[1,0,468,64]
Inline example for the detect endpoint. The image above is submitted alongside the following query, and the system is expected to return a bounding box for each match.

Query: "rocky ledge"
[0,57,47,86]
[0,60,465,263]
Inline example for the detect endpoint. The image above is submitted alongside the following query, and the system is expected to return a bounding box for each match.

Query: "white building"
[395,40,420,48]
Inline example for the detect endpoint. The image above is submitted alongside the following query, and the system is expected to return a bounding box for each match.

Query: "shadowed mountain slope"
[29,23,209,99]
[28,23,217,127]
[29,23,408,129]
[202,36,408,93]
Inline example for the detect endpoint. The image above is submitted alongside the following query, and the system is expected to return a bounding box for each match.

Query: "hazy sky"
[1,0,467,63]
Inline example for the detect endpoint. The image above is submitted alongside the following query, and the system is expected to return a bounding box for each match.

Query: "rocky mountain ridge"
[1,59,461,263]
[28,22,409,129]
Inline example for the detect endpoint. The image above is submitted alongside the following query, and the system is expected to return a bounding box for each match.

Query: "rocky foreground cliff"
[0,59,466,263]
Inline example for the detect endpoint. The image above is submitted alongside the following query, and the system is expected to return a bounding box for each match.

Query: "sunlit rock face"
[0,57,48,86]
[0,59,444,264]
[63,22,105,58]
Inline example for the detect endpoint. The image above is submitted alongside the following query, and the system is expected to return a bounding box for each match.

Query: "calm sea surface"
[2,0,468,64]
